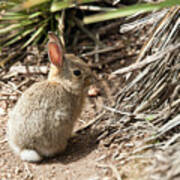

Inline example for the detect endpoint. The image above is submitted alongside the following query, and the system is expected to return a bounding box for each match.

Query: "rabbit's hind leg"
[8,140,42,162]
[20,149,43,163]
[8,140,21,155]
[38,140,68,158]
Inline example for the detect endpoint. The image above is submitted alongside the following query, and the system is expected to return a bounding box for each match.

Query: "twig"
[94,33,100,63]
[134,82,167,113]
[0,138,7,144]
[0,81,22,94]
[111,43,180,76]
[120,9,168,33]
[80,43,124,57]
[132,143,164,154]
[78,5,116,11]
[136,7,179,62]
[104,105,160,120]
[74,111,106,134]
[96,163,122,180]
[103,105,132,116]
[57,10,65,48]
[109,164,122,180]
[157,115,180,136]
[163,133,180,149]
[24,163,33,179]
[0,51,22,68]
[119,155,155,165]
[8,65,48,75]
[113,0,121,5]
[145,115,180,143]
[73,16,104,47]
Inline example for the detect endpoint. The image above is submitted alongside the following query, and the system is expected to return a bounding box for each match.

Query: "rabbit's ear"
[48,32,63,67]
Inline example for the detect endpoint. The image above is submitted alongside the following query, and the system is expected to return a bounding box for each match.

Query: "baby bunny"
[7,32,93,163]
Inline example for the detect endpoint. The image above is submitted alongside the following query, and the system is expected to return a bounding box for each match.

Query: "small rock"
[88,86,100,97]
[15,167,22,175]
[87,176,100,180]
[0,108,6,116]
[103,177,112,180]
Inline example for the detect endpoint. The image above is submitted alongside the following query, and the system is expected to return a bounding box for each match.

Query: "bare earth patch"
[0,7,180,180]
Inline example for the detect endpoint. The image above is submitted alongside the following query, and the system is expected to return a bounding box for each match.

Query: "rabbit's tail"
[20,149,42,163]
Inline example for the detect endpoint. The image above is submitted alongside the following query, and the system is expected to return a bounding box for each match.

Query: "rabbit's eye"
[73,70,81,76]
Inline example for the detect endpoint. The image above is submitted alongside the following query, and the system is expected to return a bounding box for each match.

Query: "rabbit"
[7,32,94,163]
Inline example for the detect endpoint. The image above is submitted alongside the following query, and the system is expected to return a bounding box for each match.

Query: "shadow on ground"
[40,128,101,165]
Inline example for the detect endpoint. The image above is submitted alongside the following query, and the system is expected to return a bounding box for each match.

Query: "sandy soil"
[0,97,114,180]
[0,106,149,180]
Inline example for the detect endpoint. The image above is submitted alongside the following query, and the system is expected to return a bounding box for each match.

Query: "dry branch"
[9,65,48,75]
[111,43,180,76]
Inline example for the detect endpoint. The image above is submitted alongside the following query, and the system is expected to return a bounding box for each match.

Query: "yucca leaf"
[51,0,97,12]
[0,24,23,34]
[0,30,21,45]
[0,2,16,9]
[4,28,35,47]
[33,30,46,45]
[20,0,50,9]
[22,23,46,49]
[0,24,8,28]
[0,19,38,34]
[0,11,42,20]
[0,14,29,20]
[29,11,42,19]
[0,51,22,68]
[17,0,98,12]
[84,0,180,24]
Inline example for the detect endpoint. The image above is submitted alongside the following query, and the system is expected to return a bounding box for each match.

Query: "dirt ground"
[0,18,152,180]
[0,117,102,180]
[0,7,179,180]
[0,97,151,180]
[1,97,100,180]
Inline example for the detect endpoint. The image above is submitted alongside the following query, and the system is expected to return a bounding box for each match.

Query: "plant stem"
[84,0,180,24]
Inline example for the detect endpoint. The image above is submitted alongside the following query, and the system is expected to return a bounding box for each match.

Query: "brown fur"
[7,33,93,162]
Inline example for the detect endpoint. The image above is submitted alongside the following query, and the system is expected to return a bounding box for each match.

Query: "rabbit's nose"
[85,78,91,87]
[84,76,93,87]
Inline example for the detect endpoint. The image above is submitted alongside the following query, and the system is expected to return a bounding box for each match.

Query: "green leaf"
[20,0,50,9]
[0,11,42,20]
[4,28,35,47]
[0,19,38,34]
[22,23,46,49]
[83,0,180,24]
[145,115,155,121]
[50,0,97,12]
